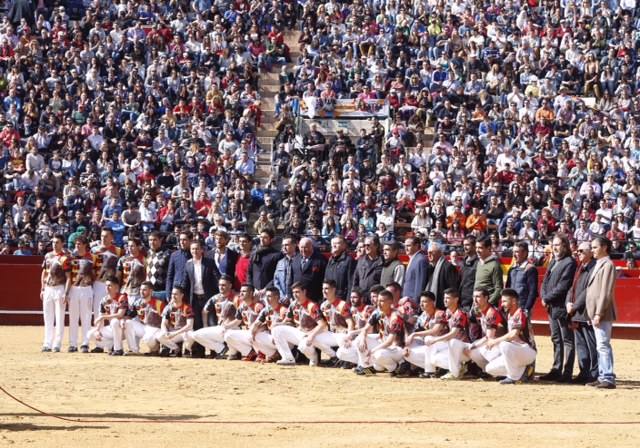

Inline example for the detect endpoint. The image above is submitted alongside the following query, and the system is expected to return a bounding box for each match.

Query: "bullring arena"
[1,326,639,447]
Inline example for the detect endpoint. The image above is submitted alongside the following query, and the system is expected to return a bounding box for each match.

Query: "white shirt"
[192,259,204,295]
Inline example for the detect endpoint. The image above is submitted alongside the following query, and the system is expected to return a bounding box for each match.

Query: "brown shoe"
[242,350,258,362]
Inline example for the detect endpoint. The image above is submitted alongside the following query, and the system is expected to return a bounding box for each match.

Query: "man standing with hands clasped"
[539,234,577,382]
[586,237,617,389]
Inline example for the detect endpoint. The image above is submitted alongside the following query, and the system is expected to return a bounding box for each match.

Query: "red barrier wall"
[1,255,639,338]
[0,255,44,325]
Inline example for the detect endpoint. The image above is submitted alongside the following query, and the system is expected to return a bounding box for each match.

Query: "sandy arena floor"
[0,326,639,447]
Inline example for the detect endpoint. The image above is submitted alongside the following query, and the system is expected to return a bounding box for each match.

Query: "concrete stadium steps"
[255,30,302,186]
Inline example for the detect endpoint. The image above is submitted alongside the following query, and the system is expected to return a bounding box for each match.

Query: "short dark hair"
[501,288,519,301]
[141,281,153,289]
[593,236,612,254]
[443,287,459,298]
[240,283,254,291]
[370,285,385,294]
[514,241,529,253]
[323,279,337,288]
[219,274,233,283]
[477,236,491,248]
[260,228,275,239]
[291,281,307,291]
[419,291,436,302]
[378,290,393,301]
[265,286,280,296]
[105,276,120,286]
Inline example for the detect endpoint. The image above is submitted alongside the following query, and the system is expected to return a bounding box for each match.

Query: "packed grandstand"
[0,0,627,387]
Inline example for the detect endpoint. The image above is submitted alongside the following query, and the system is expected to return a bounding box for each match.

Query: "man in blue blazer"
[208,230,238,285]
[402,236,429,306]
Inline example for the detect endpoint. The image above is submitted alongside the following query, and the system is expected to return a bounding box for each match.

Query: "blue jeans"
[594,321,615,384]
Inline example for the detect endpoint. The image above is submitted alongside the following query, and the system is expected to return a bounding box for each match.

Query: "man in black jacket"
[458,236,478,311]
[183,240,220,357]
[566,242,598,384]
[352,235,383,298]
[324,236,355,300]
[540,234,577,382]
[248,229,282,292]
[292,237,327,302]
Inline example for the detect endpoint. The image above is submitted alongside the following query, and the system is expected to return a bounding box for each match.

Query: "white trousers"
[468,344,502,370]
[124,319,146,353]
[68,286,93,347]
[224,329,254,357]
[423,337,449,373]
[109,318,126,351]
[404,339,427,370]
[141,326,162,352]
[271,325,306,363]
[446,338,472,378]
[184,326,226,353]
[42,285,65,349]
[93,281,107,322]
[88,325,114,351]
[336,339,359,364]
[157,330,187,351]
[486,341,537,380]
[355,333,403,371]
[252,331,277,357]
[305,330,346,358]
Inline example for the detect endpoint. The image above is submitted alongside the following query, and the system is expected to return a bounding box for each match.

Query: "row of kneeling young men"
[88,274,536,385]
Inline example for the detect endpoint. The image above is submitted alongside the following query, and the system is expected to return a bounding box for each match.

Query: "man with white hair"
[425,242,460,310]
[291,237,327,302]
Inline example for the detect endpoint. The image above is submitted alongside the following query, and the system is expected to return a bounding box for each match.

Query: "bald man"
[291,237,327,302]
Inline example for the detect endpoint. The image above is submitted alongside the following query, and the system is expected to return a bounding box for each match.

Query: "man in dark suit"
[540,234,577,382]
[401,236,429,306]
[425,242,460,310]
[324,235,355,300]
[208,230,238,284]
[566,241,598,384]
[183,240,220,357]
[352,235,384,298]
[292,237,327,302]
[248,229,282,292]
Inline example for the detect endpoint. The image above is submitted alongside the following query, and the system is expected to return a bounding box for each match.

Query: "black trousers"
[574,321,598,381]
[548,307,575,379]
[190,294,208,356]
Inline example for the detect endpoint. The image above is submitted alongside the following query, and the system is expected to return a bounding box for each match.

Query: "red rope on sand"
[1,385,638,426]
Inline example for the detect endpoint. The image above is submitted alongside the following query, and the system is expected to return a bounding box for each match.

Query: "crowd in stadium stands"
[0,1,625,387]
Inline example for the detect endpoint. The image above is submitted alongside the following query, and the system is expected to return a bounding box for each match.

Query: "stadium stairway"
[255,30,302,183]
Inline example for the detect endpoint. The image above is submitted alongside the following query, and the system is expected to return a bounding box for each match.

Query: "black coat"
[352,255,384,297]
[183,257,220,308]
[292,251,327,302]
[248,246,282,290]
[541,255,577,311]
[426,260,461,310]
[324,251,356,300]
[566,259,596,323]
